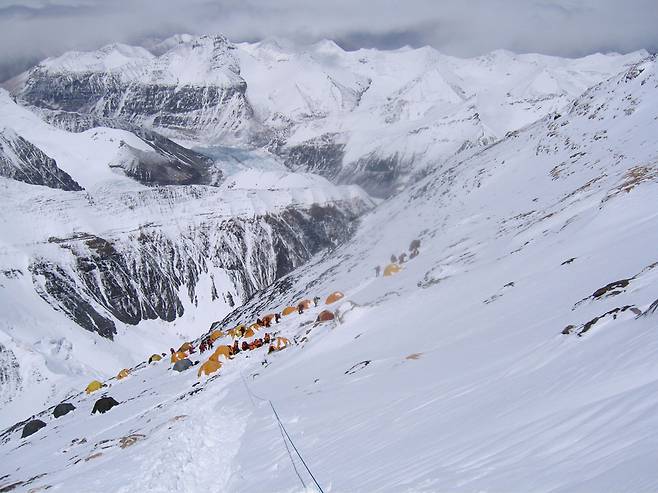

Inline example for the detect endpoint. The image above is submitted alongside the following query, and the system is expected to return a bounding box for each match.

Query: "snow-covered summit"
[12,34,648,197]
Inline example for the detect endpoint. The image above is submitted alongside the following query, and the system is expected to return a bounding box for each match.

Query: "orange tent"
[209,345,232,362]
[282,306,297,316]
[209,330,224,341]
[178,342,193,353]
[274,337,290,350]
[244,327,256,338]
[170,351,187,364]
[198,360,222,377]
[298,299,312,310]
[325,291,344,304]
[262,314,275,324]
[316,310,335,322]
[383,263,402,277]
[116,369,130,380]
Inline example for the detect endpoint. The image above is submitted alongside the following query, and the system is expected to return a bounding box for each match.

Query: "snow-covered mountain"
[10,35,647,197]
[0,90,374,426]
[1,43,656,493]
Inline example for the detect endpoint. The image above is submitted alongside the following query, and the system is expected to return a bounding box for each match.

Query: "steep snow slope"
[12,35,647,197]
[2,56,656,492]
[0,95,374,428]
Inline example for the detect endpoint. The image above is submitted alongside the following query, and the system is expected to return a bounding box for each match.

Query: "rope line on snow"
[240,371,325,493]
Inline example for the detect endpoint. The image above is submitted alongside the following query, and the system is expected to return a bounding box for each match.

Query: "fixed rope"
[240,372,325,493]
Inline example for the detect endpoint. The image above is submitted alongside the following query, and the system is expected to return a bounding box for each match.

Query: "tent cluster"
[18,289,347,441]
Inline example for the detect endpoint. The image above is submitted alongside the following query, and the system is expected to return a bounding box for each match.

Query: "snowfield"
[0,39,657,493]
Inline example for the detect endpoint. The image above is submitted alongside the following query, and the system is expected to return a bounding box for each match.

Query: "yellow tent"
[209,330,224,341]
[198,360,222,377]
[116,369,130,380]
[384,263,402,277]
[325,291,344,304]
[282,306,297,316]
[244,327,256,338]
[170,351,187,364]
[85,380,103,394]
[178,342,193,353]
[148,353,162,364]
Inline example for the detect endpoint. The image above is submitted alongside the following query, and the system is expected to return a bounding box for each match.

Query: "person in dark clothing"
[256,318,263,326]
[275,313,281,323]
[298,303,304,314]
[375,265,381,277]
[390,254,398,263]
[264,333,271,344]
[313,296,320,307]
[233,340,240,354]
[399,252,407,264]
[263,317,271,328]
[241,341,249,351]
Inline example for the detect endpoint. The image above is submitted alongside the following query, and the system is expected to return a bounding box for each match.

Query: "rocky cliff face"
[30,198,363,340]
[0,129,83,191]
[18,36,255,143]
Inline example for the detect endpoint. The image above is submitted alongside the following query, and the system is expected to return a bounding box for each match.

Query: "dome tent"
[21,419,46,438]
[326,291,344,304]
[92,396,120,414]
[53,402,76,419]
[173,358,193,372]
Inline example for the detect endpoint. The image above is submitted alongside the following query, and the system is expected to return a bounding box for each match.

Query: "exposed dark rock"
[283,133,346,181]
[30,201,363,338]
[592,279,630,299]
[33,109,221,186]
[30,262,117,339]
[0,129,83,191]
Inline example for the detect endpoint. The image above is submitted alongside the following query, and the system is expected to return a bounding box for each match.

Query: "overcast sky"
[1,0,657,80]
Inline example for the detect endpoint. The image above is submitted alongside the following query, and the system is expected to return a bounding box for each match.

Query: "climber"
[264,333,271,344]
[256,318,263,327]
[255,338,263,348]
[199,340,208,353]
[399,252,407,264]
[375,265,381,277]
[275,313,281,324]
[232,340,240,354]
[313,296,321,307]
[242,341,249,352]
[390,254,398,264]
[263,317,271,328]
[298,302,305,315]
[410,248,419,259]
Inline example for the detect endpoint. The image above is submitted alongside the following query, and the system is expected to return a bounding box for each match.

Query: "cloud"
[1,0,657,81]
